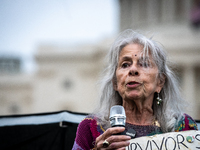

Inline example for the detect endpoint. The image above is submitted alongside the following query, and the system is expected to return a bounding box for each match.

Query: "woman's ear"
[112,79,118,91]
[157,74,166,92]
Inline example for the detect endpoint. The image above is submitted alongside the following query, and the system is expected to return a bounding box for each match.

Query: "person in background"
[72,29,198,150]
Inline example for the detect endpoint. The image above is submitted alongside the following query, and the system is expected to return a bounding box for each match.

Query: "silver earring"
[156,93,162,105]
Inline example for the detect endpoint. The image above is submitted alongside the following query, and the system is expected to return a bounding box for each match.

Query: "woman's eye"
[122,63,130,68]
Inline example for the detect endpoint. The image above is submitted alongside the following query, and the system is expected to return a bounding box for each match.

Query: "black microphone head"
[109,105,126,127]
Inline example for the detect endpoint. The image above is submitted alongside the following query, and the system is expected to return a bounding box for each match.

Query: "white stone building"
[119,0,200,119]
[0,0,200,120]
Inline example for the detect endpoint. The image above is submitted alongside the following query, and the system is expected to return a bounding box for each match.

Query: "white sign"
[126,130,200,150]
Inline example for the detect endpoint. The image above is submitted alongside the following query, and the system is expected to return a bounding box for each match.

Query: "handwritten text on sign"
[126,130,200,150]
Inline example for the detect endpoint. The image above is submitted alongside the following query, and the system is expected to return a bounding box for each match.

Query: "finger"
[95,134,103,148]
[98,135,130,150]
[103,127,126,139]
[95,133,104,144]
[105,135,130,149]
[96,135,130,149]
[106,135,131,143]
[96,127,125,143]
[117,147,126,150]
[95,127,127,149]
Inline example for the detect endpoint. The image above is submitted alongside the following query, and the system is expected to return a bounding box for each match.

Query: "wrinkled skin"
[95,43,165,149]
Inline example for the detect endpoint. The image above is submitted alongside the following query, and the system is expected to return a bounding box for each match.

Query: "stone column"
[147,0,161,25]
[182,0,193,22]
[119,0,133,31]
[161,0,176,23]
[182,65,197,119]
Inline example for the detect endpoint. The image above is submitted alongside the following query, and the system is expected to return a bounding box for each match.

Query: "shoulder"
[73,115,105,150]
[175,113,198,132]
[79,115,105,137]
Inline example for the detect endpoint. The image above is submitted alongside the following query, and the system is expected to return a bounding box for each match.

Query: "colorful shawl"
[72,114,197,150]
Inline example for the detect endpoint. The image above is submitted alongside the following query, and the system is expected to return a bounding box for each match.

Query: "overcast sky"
[0,0,119,72]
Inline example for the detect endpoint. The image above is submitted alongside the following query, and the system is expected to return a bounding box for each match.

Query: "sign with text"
[126,130,200,150]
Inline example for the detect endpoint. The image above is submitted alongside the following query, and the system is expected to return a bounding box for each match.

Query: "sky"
[0,0,119,72]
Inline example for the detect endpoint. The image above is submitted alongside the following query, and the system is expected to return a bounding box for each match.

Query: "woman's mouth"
[126,81,140,88]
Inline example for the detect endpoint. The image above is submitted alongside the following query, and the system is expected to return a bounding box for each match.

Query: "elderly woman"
[72,29,198,150]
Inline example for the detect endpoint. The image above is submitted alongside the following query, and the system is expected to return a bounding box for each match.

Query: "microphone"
[109,105,126,127]
[109,105,136,138]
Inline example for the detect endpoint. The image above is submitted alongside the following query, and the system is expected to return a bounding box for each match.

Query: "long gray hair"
[93,29,185,132]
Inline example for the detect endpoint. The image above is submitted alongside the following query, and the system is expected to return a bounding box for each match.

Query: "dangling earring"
[156,93,162,105]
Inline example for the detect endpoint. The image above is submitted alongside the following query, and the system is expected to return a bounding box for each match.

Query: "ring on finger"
[102,139,109,148]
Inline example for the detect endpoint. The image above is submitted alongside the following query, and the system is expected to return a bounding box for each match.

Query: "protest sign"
[126,130,200,150]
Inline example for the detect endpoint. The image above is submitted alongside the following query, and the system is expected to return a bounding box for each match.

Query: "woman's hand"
[95,127,131,150]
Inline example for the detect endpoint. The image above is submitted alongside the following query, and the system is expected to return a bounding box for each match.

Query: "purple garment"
[125,122,162,138]
[72,114,197,150]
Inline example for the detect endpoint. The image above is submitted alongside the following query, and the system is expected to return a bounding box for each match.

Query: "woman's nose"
[128,65,139,76]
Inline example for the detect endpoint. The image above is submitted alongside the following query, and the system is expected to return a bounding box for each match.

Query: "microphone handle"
[112,125,126,135]
[112,125,136,139]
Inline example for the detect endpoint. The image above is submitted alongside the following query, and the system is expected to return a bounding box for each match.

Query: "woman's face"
[114,43,163,102]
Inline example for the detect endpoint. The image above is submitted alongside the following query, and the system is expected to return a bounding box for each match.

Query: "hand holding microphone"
[95,126,130,149]
[109,105,136,138]
[95,105,135,149]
